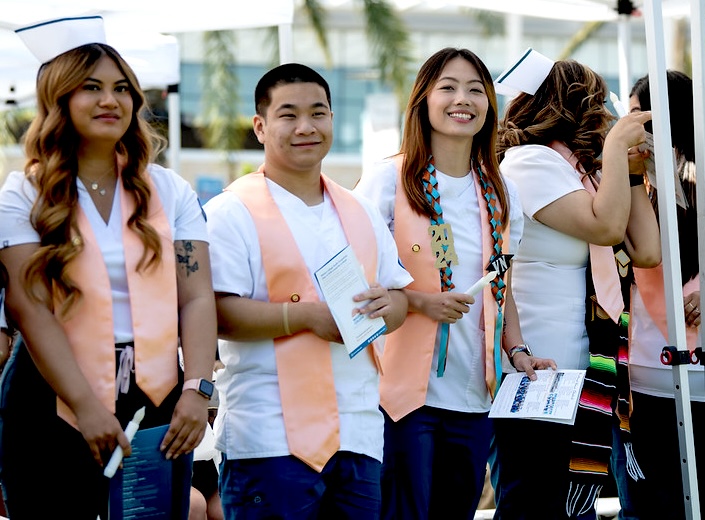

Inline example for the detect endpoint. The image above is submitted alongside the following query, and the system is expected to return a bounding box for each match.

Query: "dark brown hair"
[497,60,612,178]
[398,47,508,227]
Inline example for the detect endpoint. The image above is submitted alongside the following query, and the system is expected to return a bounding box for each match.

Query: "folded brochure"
[489,369,586,425]
[314,245,387,358]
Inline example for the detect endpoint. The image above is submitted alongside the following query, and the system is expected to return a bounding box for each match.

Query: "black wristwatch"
[508,344,533,368]
[183,378,215,400]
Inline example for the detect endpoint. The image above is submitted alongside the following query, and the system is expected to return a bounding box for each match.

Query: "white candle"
[103,406,146,478]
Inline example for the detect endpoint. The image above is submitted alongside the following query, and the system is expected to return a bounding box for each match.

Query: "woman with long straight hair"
[356,47,554,520]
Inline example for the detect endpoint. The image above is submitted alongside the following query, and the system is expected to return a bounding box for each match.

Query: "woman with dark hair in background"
[626,70,704,520]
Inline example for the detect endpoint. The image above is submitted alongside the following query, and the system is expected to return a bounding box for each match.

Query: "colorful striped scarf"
[566,243,644,516]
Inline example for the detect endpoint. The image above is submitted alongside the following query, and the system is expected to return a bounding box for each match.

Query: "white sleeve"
[501,145,583,220]
[0,171,40,248]
[504,176,525,254]
[148,164,208,242]
[204,191,258,298]
[354,158,398,230]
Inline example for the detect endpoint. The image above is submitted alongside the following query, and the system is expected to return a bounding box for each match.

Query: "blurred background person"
[626,69,704,520]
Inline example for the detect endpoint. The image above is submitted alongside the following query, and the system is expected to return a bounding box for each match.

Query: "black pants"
[629,391,705,520]
[0,339,181,519]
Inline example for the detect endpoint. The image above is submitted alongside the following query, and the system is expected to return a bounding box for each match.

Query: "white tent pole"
[617,13,632,104]
[506,12,523,61]
[278,23,293,64]
[167,85,180,172]
[692,0,705,382]
[644,1,700,518]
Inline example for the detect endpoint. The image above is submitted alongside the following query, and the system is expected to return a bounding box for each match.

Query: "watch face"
[199,379,215,398]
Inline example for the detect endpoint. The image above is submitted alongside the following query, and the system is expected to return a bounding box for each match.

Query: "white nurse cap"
[15,15,107,65]
[494,48,555,97]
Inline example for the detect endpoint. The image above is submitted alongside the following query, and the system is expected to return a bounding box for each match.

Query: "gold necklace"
[79,167,114,196]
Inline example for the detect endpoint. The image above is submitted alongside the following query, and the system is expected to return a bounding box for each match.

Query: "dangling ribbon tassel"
[566,482,602,517]
[624,441,646,481]
[493,308,503,397]
[437,323,451,376]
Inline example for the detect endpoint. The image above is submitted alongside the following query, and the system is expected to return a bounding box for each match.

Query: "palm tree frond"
[201,30,245,178]
[303,0,332,67]
[558,21,605,60]
[361,0,413,100]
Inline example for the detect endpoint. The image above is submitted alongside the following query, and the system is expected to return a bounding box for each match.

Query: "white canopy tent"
[0,0,295,170]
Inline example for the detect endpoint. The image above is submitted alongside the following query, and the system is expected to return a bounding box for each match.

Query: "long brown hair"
[398,47,508,227]
[497,60,611,178]
[23,43,165,313]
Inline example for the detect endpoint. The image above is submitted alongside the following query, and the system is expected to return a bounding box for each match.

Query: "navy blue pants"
[381,406,492,520]
[219,451,382,519]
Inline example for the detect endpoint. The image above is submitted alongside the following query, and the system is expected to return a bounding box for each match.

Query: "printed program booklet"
[108,424,193,519]
[489,369,586,425]
[314,245,387,358]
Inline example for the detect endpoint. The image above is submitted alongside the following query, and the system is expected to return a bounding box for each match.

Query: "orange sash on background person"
[380,157,508,422]
[633,265,699,352]
[226,171,378,472]
[55,166,178,428]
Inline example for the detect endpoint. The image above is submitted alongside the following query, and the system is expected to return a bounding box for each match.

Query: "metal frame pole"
[643,1,700,517]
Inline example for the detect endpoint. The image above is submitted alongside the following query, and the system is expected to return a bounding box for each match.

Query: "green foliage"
[558,21,605,60]
[299,0,412,105]
[303,0,332,67]
[0,107,35,146]
[361,0,413,101]
[201,30,242,152]
[466,9,505,37]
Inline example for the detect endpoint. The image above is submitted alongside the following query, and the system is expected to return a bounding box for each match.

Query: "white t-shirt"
[501,144,590,370]
[629,284,705,401]
[355,157,524,412]
[0,165,208,341]
[205,177,412,463]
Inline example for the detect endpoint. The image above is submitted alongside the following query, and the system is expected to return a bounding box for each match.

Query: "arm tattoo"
[176,240,199,276]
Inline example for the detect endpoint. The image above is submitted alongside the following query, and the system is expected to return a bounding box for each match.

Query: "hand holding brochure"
[314,245,387,358]
[489,369,586,425]
[108,425,193,519]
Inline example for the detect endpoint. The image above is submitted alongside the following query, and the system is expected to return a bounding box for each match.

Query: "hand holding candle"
[610,92,628,119]
[464,271,498,297]
[103,406,146,478]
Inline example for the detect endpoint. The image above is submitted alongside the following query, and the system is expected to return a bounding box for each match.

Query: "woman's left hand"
[160,391,209,459]
[512,354,558,381]
[684,291,701,328]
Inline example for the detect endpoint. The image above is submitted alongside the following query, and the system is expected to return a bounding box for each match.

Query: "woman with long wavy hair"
[492,56,660,519]
[355,47,555,520]
[0,17,217,518]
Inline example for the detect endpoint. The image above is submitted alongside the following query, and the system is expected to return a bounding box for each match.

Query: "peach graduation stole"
[226,171,378,472]
[380,157,507,422]
[549,142,624,323]
[633,265,699,352]
[55,167,178,428]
